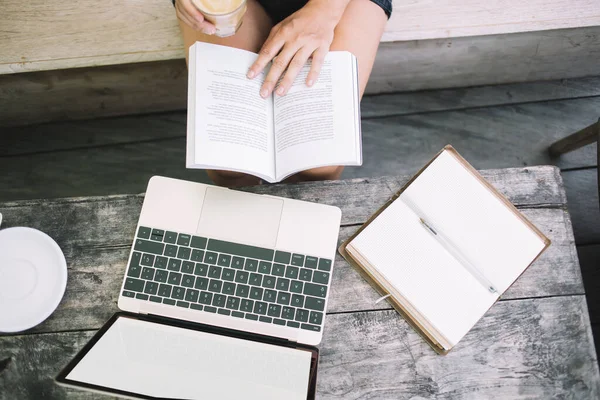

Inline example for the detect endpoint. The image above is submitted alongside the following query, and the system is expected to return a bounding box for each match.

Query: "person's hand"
[247,0,350,98]
[175,0,217,35]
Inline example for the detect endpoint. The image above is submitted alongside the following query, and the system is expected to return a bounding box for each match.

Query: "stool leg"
[549,118,600,157]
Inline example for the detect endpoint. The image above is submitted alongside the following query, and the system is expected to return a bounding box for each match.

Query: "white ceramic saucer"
[0,227,67,333]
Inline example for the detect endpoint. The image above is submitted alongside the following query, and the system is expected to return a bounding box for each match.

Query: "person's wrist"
[308,0,350,22]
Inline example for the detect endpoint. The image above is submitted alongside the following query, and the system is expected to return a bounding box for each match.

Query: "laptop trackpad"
[197,187,284,248]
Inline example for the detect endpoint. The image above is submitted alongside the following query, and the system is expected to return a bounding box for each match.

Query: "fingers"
[247,26,285,80]
[260,45,299,98]
[306,47,327,87]
[275,46,314,95]
[175,0,216,34]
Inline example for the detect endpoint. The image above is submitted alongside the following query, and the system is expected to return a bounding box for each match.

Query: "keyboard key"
[309,311,323,325]
[272,264,285,277]
[226,296,240,310]
[164,231,178,244]
[181,274,195,288]
[218,308,231,316]
[207,239,274,262]
[263,289,277,303]
[231,256,245,269]
[304,297,325,311]
[299,268,312,282]
[273,318,286,326]
[253,301,267,315]
[285,265,299,280]
[199,291,213,305]
[235,284,250,298]
[268,304,282,318]
[168,272,182,286]
[155,267,169,282]
[291,254,305,267]
[312,271,330,285]
[151,228,164,237]
[259,316,272,323]
[137,226,151,239]
[245,313,258,321]
[130,251,142,266]
[176,301,190,308]
[240,299,254,312]
[177,234,191,246]
[276,278,290,291]
[208,265,222,279]
[122,290,135,298]
[209,279,222,293]
[190,249,205,262]
[124,278,145,292]
[287,321,300,328]
[262,276,275,289]
[194,263,209,276]
[258,261,272,275]
[249,287,263,300]
[136,293,149,300]
[318,258,332,271]
[172,287,185,300]
[150,233,163,242]
[222,282,236,295]
[158,284,172,297]
[155,256,168,269]
[141,254,155,267]
[191,304,204,311]
[245,259,258,271]
[277,292,291,306]
[177,246,191,260]
[222,268,235,281]
[167,259,181,271]
[295,309,309,322]
[150,295,162,303]
[218,254,232,267]
[291,294,304,308]
[305,256,318,269]
[181,261,195,274]
[134,239,164,255]
[127,255,142,278]
[274,250,291,264]
[191,236,207,249]
[249,273,262,286]
[301,323,321,332]
[185,288,199,302]
[163,298,176,306]
[282,306,295,320]
[195,277,209,291]
[204,306,217,313]
[235,270,249,284]
[290,280,303,293]
[164,244,178,258]
[213,294,226,308]
[303,282,327,298]
[204,252,218,264]
[232,311,244,318]
[141,267,155,280]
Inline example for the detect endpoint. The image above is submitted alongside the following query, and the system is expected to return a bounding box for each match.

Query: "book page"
[188,42,275,181]
[273,52,361,181]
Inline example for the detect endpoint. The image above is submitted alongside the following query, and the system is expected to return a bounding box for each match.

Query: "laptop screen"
[58,314,313,400]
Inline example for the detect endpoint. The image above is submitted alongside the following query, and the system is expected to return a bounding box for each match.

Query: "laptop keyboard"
[122,226,332,332]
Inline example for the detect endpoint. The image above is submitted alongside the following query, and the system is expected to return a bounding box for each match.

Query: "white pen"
[419,217,498,294]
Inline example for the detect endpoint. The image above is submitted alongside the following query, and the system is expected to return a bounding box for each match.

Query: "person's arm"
[246,0,351,98]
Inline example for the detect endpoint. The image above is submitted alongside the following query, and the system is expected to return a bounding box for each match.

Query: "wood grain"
[0,297,597,399]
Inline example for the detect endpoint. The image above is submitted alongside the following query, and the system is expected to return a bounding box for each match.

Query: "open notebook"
[339,146,550,354]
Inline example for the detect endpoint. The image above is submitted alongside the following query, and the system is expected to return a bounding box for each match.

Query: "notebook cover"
[338,145,551,355]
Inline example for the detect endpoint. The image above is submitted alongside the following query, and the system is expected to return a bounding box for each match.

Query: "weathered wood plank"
[562,167,600,244]
[13,206,581,336]
[0,297,597,399]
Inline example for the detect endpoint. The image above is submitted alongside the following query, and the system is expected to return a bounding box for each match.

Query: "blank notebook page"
[350,150,546,346]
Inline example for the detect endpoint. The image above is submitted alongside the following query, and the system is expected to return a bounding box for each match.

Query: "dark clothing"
[256,0,392,23]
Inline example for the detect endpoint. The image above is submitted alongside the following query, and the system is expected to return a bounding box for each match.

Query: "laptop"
[56,176,342,400]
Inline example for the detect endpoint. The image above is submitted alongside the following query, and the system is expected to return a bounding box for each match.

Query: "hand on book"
[247,0,350,98]
[175,0,217,35]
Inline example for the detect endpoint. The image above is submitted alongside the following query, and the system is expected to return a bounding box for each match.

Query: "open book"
[339,146,550,354]
[186,42,362,183]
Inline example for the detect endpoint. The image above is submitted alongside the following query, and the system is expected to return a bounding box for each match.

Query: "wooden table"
[1,167,599,399]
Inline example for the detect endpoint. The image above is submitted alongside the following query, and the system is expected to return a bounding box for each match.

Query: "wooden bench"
[1,0,599,126]
[0,167,599,398]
